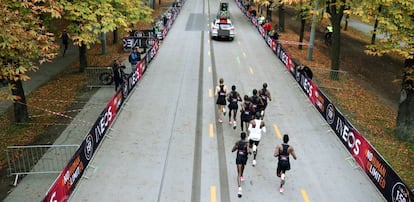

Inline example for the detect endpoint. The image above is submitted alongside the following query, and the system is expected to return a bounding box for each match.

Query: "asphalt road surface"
[69,0,385,201]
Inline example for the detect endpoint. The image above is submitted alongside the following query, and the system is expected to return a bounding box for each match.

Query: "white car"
[211,18,235,41]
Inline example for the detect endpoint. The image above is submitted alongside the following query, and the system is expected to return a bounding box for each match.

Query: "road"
[69,0,385,201]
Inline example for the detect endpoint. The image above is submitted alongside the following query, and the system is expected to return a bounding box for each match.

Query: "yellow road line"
[273,124,282,139]
[208,51,211,56]
[209,89,213,97]
[301,189,310,202]
[210,186,217,202]
[249,67,254,74]
[208,66,212,72]
[209,124,214,138]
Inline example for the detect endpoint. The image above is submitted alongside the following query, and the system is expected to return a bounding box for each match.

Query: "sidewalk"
[345,17,387,39]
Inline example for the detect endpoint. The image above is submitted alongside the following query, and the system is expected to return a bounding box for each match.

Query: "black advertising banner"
[42,90,124,202]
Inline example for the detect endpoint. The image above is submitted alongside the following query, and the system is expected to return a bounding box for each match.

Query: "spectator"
[262,21,272,33]
[249,7,257,17]
[128,47,140,73]
[163,15,168,27]
[112,58,125,92]
[257,16,265,25]
[302,65,313,80]
[269,29,279,40]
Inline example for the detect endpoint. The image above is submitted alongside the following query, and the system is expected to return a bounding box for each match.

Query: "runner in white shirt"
[248,112,266,167]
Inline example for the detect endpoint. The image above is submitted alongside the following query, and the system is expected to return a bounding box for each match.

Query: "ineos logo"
[84,134,93,160]
[326,103,335,125]
[392,182,409,202]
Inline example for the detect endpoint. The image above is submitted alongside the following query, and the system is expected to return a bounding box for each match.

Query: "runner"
[231,132,251,198]
[215,78,228,123]
[251,89,264,120]
[258,83,272,118]
[240,95,253,132]
[248,112,266,167]
[227,85,242,129]
[274,134,297,193]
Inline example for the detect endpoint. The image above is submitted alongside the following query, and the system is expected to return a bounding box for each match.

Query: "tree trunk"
[79,43,87,73]
[100,32,107,55]
[396,59,414,143]
[266,2,272,22]
[278,4,285,32]
[343,14,349,31]
[11,79,29,123]
[328,1,344,80]
[113,29,118,44]
[299,18,305,50]
[371,6,382,45]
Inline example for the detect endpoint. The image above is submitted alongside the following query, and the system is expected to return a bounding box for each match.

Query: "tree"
[325,0,351,80]
[278,1,286,32]
[58,0,152,72]
[355,0,414,142]
[0,0,61,123]
[292,0,312,49]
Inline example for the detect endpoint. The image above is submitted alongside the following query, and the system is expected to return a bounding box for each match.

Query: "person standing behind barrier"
[269,29,279,41]
[60,29,70,57]
[232,131,251,198]
[258,83,272,118]
[227,85,242,129]
[215,78,228,123]
[248,112,266,167]
[274,134,297,193]
[240,95,253,131]
[128,47,140,73]
[262,20,272,34]
[112,58,124,92]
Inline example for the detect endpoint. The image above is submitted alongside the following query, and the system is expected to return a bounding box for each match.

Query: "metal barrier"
[85,66,114,88]
[5,144,79,186]
[312,68,348,91]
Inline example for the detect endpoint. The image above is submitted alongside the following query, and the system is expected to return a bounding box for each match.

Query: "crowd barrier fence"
[5,145,79,186]
[85,67,113,88]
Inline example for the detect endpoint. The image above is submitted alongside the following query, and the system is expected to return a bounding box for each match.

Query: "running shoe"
[223,108,226,116]
[281,173,285,185]
[252,160,256,167]
[240,176,245,182]
[233,121,237,130]
[229,120,232,124]
[218,118,223,123]
[279,187,284,193]
[237,187,242,198]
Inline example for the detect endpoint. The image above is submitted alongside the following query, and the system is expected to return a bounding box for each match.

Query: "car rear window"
[219,24,232,29]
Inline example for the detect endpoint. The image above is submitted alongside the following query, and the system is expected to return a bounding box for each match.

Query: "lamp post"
[307,1,318,60]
